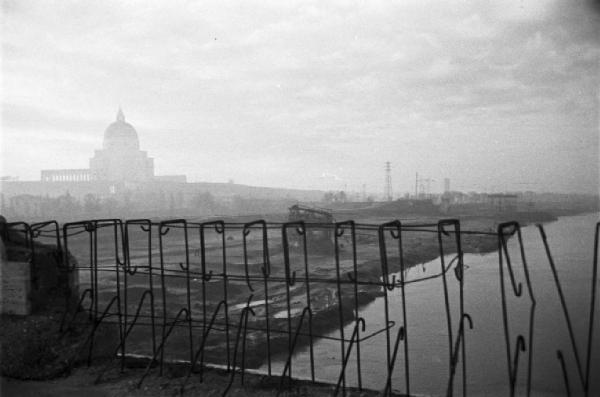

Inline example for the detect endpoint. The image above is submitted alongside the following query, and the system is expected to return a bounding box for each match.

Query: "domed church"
[40,108,167,184]
[89,108,154,181]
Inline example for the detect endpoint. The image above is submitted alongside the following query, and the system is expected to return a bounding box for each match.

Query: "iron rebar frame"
[3,216,598,396]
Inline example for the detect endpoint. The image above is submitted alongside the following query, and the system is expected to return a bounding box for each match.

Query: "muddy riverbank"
[123,219,499,370]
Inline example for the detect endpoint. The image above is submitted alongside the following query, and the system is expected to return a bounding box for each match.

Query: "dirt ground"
[1,211,517,397]
[0,363,399,397]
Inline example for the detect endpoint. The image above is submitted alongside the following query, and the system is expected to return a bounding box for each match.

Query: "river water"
[263,213,600,396]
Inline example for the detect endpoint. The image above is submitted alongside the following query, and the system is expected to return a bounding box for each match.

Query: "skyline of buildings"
[0,109,596,203]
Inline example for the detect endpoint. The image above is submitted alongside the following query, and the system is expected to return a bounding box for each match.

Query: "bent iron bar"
[95,219,158,382]
[30,220,62,257]
[538,222,599,397]
[497,222,536,397]
[137,219,195,388]
[5,222,32,251]
[334,317,366,397]
[29,221,62,301]
[182,299,228,390]
[199,220,231,372]
[223,297,256,396]
[242,220,272,375]
[277,306,314,394]
[280,221,315,387]
[59,219,125,369]
[378,220,410,397]
[334,220,362,392]
[7,217,599,396]
[161,219,194,376]
[437,219,468,397]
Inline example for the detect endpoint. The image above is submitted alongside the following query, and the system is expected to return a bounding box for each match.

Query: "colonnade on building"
[39,109,155,184]
[41,169,92,182]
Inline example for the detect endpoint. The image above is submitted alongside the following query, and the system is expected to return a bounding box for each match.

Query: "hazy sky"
[1,0,599,195]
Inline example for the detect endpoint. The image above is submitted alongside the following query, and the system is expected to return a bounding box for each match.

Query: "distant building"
[89,108,155,182]
[488,193,518,212]
[40,109,180,183]
[1,109,325,220]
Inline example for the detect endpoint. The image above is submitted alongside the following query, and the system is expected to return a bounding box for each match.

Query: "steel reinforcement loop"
[282,221,306,287]
[335,220,363,390]
[30,220,62,252]
[61,219,126,362]
[242,220,272,284]
[378,220,401,292]
[437,219,466,396]
[157,219,194,376]
[497,221,536,397]
[5,222,33,251]
[7,217,599,396]
[377,219,403,395]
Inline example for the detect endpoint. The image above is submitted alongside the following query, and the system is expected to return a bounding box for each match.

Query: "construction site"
[1,203,599,396]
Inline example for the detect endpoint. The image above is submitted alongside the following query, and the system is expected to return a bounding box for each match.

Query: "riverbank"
[0,213,545,395]
[215,216,503,369]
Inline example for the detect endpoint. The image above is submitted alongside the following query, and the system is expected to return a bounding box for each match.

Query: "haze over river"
[264,213,600,396]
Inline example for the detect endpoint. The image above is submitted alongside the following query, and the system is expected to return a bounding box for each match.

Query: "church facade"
[41,109,160,183]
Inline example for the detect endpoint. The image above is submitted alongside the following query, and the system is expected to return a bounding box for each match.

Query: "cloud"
[2,103,102,136]
[1,0,598,193]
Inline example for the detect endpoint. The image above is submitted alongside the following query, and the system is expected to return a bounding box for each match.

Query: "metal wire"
[4,217,598,397]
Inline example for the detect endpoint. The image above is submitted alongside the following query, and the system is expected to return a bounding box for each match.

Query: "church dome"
[103,108,140,150]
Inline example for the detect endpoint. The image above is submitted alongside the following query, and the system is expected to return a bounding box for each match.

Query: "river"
[262,213,600,396]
